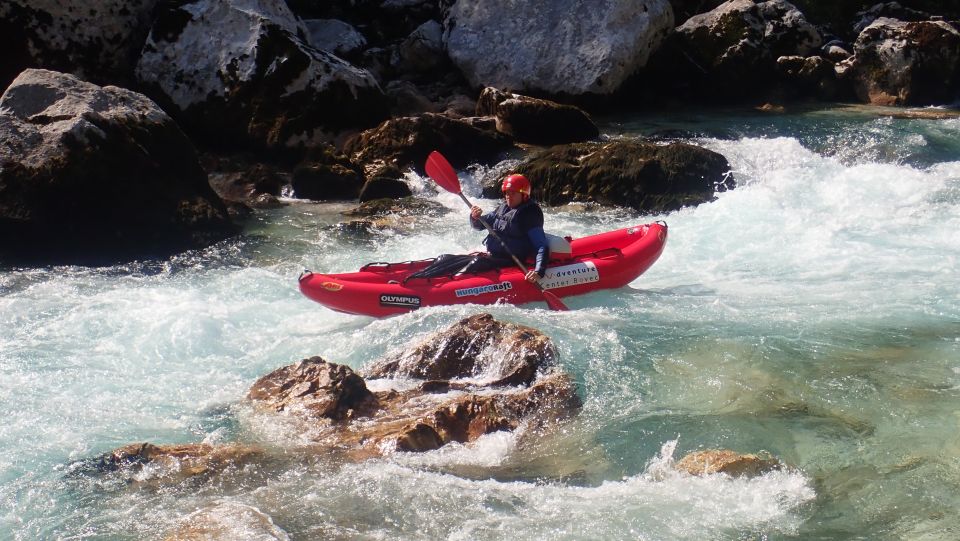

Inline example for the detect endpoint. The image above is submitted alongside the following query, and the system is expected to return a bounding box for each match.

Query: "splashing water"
[2,105,959,540]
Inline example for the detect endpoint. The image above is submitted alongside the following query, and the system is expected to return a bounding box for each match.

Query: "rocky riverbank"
[2,0,957,265]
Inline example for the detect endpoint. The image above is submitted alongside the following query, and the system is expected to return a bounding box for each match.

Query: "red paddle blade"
[425,151,462,195]
[540,288,569,311]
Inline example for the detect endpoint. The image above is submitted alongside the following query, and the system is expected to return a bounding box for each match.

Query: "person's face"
[503,190,525,208]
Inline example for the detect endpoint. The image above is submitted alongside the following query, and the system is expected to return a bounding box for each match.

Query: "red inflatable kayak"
[299,222,667,317]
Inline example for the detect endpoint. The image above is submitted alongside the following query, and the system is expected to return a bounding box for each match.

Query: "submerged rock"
[91,442,265,485]
[0,69,235,265]
[163,502,291,541]
[675,449,783,477]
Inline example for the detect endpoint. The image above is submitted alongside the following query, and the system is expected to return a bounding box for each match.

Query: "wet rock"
[0,0,158,89]
[675,449,783,477]
[0,69,235,265]
[343,113,514,176]
[359,177,413,202]
[206,161,287,203]
[291,146,365,201]
[776,55,839,100]
[135,0,388,152]
[335,196,446,234]
[164,502,291,541]
[476,87,599,146]
[446,0,673,96]
[507,140,735,213]
[247,314,581,457]
[363,313,556,387]
[248,357,379,420]
[93,442,264,483]
[847,18,960,106]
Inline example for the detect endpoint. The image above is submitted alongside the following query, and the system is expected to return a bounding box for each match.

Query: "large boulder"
[445,0,674,96]
[509,140,735,213]
[661,0,822,99]
[0,69,235,265]
[343,113,514,176]
[846,18,960,106]
[476,87,599,145]
[247,314,581,456]
[0,0,159,90]
[135,0,389,152]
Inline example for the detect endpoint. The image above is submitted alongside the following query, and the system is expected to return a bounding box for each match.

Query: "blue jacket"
[470,199,550,275]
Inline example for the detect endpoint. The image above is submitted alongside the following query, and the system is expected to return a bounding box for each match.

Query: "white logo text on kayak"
[541,261,599,290]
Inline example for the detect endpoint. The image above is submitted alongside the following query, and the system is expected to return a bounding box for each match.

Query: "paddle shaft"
[459,193,543,286]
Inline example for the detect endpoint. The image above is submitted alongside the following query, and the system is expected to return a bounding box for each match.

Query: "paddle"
[424,151,569,311]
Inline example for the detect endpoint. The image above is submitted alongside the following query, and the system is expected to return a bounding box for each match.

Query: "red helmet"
[501,174,531,195]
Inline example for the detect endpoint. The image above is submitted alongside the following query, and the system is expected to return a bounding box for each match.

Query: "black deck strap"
[402,254,477,284]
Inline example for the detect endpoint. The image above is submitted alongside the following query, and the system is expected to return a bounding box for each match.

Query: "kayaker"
[468,174,549,284]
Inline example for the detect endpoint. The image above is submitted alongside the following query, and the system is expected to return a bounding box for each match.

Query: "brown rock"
[362,313,556,387]
[476,87,599,146]
[675,449,783,477]
[96,442,264,482]
[248,356,378,420]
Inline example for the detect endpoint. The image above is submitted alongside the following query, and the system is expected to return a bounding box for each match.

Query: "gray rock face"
[848,18,960,106]
[670,0,821,95]
[0,0,159,88]
[303,18,368,57]
[445,0,674,95]
[135,0,389,151]
[0,69,234,265]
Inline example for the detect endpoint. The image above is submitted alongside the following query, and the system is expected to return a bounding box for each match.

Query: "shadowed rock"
[135,0,388,151]
[846,18,960,106]
[503,140,734,212]
[654,0,822,100]
[675,449,783,477]
[0,69,235,265]
[476,87,599,146]
[343,113,514,178]
[0,0,159,89]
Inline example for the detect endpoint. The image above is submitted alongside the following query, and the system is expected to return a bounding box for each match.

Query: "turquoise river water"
[1,104,959,540]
